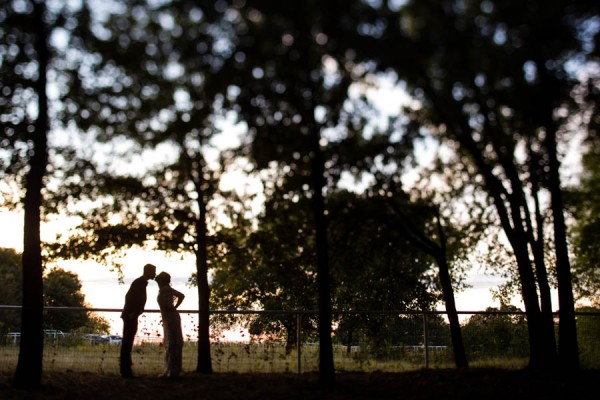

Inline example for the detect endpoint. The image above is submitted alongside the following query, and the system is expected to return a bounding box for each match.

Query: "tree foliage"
[0,247,109,333]
[323,0,600,371]
[43,268,88,331]
[210,181,441,351]
[569,134,600,302]
[462,306,529,358]
[0,248,22,333]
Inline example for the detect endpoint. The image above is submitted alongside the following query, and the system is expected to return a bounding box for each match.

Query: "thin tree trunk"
[535,60,580,370]
[433,210,468,368]
[529,176,559,361]
[437,256,468,367]
[385,196,468,367]
[181,146,213,374]
[512,235,552,368]
[310,126,335,388]
[14,1,48,389]
[195,189,212,374]
[460,131,552,368]
[546,127,579,371]
[285,322,297,354]
[346,326,353,355]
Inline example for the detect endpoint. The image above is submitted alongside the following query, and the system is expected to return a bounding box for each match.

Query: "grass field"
[0,341,529,376]
[2,342,597,399]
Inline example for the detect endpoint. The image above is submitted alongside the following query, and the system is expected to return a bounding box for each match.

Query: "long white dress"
[157,285,184,378]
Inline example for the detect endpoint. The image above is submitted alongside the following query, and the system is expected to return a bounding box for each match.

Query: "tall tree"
[0,0,119,385]
[569,134,600,301]
[212,0,436,383]
[213,1,358,386]
[327,191,441,312]
[331,162,485,368]
[13,0,48,389]
[325,0,599,371]
[566,60,600,303]
[45,1,244,374]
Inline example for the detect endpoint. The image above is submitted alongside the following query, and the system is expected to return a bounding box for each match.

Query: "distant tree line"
[0,247,109,334]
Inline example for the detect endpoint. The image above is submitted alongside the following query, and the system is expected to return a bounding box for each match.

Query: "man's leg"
[120,316,138,377]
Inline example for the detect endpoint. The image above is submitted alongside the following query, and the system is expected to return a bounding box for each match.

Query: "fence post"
[423,312,430,368]
[296,313,302,374]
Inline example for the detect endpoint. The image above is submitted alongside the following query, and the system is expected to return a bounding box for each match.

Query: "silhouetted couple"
[120,263,185,379]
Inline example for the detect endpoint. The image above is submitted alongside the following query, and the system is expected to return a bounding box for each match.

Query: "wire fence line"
[1,306,599,374]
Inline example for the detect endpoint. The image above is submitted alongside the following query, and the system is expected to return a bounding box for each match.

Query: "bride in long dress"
[154,271,185,378]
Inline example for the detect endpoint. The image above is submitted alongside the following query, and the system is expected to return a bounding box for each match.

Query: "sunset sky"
[0,205,536,340]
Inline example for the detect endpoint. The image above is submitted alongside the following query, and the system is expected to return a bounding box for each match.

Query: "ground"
[1,368,598,400]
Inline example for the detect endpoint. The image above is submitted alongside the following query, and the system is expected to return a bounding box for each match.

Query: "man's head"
[143,263,157,279]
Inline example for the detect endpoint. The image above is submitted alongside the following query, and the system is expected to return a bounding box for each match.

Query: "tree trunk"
[310,126,335,388]
[510,231,554,369]
[529,179,559,361]
[430,209,468,368]
[14,1,48,389]
[284,322,296,355]
[536,61,580,370]
[546,127,580,371]
[195,200,213,374]
[464,141,555,369]
[436,256,468,368]
[346,327,353,355]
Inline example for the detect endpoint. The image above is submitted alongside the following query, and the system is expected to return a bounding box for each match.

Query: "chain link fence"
[1,306,598,374]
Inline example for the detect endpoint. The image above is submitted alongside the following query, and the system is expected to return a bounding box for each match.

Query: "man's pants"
[120,316,138,375]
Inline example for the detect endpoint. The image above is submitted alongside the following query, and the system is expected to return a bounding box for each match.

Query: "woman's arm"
[172,288,185,309]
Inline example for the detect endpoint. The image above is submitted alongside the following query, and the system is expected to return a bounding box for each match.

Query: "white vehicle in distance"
[44,330,65,340]
[82,334,122,345]
[83,334,108,345]
[101,335,122,344]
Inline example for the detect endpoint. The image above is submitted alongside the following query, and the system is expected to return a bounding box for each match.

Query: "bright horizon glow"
[0,208,533,337]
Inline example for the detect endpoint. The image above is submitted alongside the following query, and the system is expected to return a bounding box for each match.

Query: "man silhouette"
[120,263,156,378]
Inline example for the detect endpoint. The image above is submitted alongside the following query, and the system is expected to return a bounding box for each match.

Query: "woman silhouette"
[154,271,185,378]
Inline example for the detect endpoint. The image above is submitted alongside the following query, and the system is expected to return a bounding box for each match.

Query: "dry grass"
[1,342,475,374]
[1,342,597,399]
[1,368,599,400]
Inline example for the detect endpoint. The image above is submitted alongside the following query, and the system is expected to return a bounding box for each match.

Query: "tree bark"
[310,126,335,388]
[14,0,48,389]
[195,180,213,374]
[386,200,469,369]
[536,62,580,371]
[546,126,580,371]
[436,255,468,368]
[529,176,559,361]
[433,211,468,368]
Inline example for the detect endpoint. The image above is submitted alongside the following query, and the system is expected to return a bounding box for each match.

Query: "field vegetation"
[0,340,532,376]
